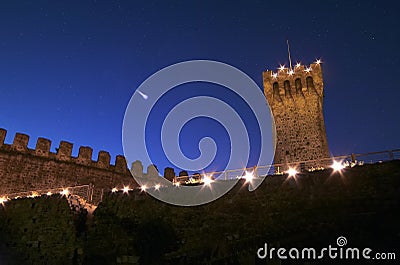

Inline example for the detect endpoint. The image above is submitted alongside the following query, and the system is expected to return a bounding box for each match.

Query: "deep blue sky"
[0,1,399,173]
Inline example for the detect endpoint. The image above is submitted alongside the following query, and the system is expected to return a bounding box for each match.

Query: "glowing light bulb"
[244,171,254,183]
[304,67,312,73]
[0,196,8,205]
[123,186,130,194]
[61,189,69,196]
[288,70,294,75]
[46,191,52,196]
[316,59,322,65]
[286,167,298,177]
[203,175,213,186]
[331,161,345,172]
[272,73,278,78]
[295,62,301,68]
[111,188,118,193]
[279,64,285,71]
[154,184,161,190]
[140,185,147,192]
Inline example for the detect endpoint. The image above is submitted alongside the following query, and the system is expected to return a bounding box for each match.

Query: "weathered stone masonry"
[263,63,330,170]
[0,128,136,204]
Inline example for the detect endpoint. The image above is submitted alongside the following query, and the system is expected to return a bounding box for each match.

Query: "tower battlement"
[0,128,127,172]
[0,128,136,202]
[263,62,323,104]
[262,61,330,171]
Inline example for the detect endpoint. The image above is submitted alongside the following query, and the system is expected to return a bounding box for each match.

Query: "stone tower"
[263,61,330,171]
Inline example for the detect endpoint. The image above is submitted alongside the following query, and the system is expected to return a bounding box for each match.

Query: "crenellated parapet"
[263,62,323,105]
[97,151,111,169]
[0,128,6,147]
[0,128,136,203]
[115,155,128,173]
[57,141,73,160]
[12,133,30,152]
[0,128,129,173]
[77,146,93,165]
[36,137,51,156]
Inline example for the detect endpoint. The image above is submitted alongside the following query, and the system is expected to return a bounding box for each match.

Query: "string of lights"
[0,160,352,205]
[1,149,398,206]
[270,59,322,79]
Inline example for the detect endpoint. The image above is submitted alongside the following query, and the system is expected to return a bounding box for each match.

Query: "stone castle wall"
[0,128,137,203]
[263,63,330,170]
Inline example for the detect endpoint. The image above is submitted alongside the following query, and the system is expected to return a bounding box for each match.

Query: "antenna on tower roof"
[286,40,293,71]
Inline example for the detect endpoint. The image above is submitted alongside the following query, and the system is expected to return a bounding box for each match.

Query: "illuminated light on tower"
[331,160,345,172]
[0,196,8,206]
[304,67,312,73]
[60,189,69,196]
[286,167,298,178]
[46,191,52,196]
[279,64,286,71]
[140,185,147,192]
[154,184,161,190]
[295,62,301,68]
[288,69,294,76]
[244,171,254,183]
[315,59,322,65]
[111,187,118,193]
[123,186,130,194]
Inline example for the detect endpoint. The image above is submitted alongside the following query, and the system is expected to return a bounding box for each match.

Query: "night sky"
[1,1,399,173]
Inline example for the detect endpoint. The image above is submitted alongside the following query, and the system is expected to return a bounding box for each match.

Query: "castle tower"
[263,61,330,171]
